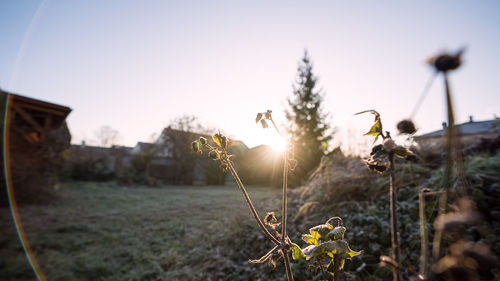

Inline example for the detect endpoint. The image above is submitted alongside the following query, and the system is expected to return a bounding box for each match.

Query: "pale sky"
[1,1,499,152]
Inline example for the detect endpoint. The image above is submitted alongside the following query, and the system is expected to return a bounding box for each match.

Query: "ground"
[0,182,284,281]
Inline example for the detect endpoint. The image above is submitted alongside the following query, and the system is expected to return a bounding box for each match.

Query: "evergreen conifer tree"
[286,50,331,184]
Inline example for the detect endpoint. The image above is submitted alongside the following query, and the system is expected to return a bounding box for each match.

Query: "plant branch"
[269,117,294,281]
[418,188,428,280]
[224,155,281,245]
[333,255,340,281]
[389,153,402,281]
[432,72,455,260]
[282,249,294,281]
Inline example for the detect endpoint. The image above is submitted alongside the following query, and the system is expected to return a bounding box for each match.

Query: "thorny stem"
[223,155,281,245]
[389,153,402,281]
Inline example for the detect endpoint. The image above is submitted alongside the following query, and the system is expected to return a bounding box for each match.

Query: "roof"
[416,118,500,139]
[1,89,72,143]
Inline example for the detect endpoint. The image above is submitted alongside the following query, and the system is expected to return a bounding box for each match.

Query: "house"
[415,116,500,148]
[65,143,133,180]
[151,127,249,185]
[0,89,71,205]
[237,144,284,187]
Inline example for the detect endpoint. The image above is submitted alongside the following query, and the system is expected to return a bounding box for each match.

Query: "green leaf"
[365,120,381,137]
[345,246,361,259]
[355,110,383,142]
[309,223,333,240]
[321,141,328,151]
[327,258,346,276]
[191,141,200,153]
[302,240,349,260]
[290,242,305,260]
[325,226,346,241]
[302,234,318,245]
[212,134,221,147]
[394,146,411,157]
[339,258,346,270]
[256,113,263,123]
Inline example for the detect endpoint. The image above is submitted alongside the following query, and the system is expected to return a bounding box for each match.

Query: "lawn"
[0,182,284,281]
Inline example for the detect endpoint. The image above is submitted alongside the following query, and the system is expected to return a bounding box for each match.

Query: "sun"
[268,135,287,153]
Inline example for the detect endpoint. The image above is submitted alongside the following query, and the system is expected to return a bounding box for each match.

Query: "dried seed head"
[372,164,387,173]
[208,150,218,160]
[427,48,465,72]
[397,119,416,134]
[191,141,199,153]
[405,154,418,162]
[264,212,277,225]
[220,163,228,171]
[221,136,227,149]
[264,110,272,119]
[382,138,397,152]
[371,144,384,155]
[256,113,263,123]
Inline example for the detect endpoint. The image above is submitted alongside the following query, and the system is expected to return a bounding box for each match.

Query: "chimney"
[469,115,473,122]
[442,122,447,129]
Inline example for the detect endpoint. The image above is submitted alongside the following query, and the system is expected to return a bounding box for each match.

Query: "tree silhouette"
[286,50,331,184]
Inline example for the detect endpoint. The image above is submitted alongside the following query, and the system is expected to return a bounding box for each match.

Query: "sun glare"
[269,135,287,153]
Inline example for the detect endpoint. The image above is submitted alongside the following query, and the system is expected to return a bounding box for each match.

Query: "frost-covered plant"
[192,110,295,280]
[356,110,415,281]
[290,217,361,280]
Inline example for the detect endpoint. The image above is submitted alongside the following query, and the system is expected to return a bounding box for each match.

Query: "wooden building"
[1,90,71,205]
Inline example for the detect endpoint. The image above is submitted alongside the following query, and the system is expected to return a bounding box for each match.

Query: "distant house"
[154,127,248,185]
[237,144,284,187]
[66,144,133,180]
[67,127,249,185]
[0,90,71,204]
[415,117,500,148]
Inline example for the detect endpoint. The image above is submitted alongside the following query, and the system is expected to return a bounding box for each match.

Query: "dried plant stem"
[418,188,428,279]
[320,264,329,280]
[270,117,294,281]
[224,150,294,281]
[432,72,455,260]
[270,118,288,239]
[224,157,281,245]
[389,153,402,281]
[282,249,294,281]
[333,255,340,281]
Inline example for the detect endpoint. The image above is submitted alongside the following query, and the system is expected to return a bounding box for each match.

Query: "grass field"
[0,182,285,281]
